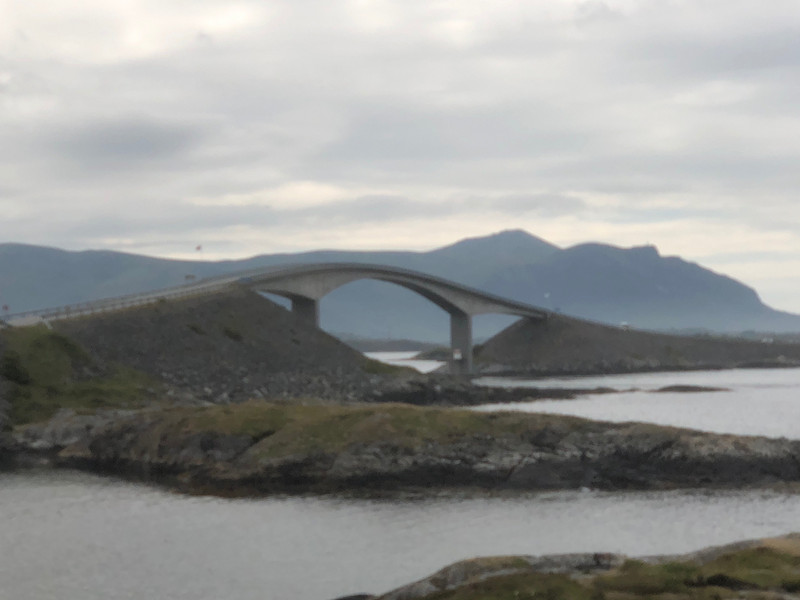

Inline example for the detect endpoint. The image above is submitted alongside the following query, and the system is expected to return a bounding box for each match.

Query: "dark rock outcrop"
[366,376,614,405]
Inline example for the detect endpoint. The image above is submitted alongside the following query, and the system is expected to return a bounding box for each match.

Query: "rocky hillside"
[477,313,800,375]
[0,288,396,433]
[50,288,378,403]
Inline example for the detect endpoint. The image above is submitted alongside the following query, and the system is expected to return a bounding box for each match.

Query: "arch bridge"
[235,263,548,374]
[4,262,549,374]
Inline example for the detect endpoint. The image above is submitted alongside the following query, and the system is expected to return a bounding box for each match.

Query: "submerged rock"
[653,385,729,393]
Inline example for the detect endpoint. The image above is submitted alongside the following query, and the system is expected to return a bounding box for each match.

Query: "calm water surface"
[475,368,800,439]
[2,470,800,600]
[365,351,444,373]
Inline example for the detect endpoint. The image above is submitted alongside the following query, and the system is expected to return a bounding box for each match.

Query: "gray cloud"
[632,27,800,80]
[3,1,800,309]
[28,191,587,247]
[487,194,586,216]
[49,116,204,166]
[317,104,591,162]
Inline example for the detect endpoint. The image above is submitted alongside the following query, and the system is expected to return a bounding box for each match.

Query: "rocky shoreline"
[366,376,617,405]
[7,401,800,497]
[346,533,800,600]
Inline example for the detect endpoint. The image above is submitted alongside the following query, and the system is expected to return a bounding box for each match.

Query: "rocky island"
[10,401,800,496]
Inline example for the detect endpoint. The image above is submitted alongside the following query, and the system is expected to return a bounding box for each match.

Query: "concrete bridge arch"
[5,261,549,375]
[235,263,548,374]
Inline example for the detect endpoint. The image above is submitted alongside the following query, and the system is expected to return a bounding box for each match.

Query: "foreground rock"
[11,402,800,495]
[364,533,800,600]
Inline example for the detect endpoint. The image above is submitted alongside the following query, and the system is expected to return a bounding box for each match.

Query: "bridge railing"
[1,262,309,326]
[3,274,244,326]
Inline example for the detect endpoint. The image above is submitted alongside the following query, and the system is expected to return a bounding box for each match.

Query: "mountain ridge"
[1,230,798,340]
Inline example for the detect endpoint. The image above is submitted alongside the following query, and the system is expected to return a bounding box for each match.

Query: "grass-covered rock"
[11,400,800,495]
[0,325,157,425]
[375,535,800,600]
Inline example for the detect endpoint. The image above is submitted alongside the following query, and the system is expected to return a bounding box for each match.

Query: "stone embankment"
[51,288,381,404]
[477,313,800,375]
[11,403,800,496]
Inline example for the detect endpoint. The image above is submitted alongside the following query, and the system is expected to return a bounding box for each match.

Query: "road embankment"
[9,402,800,496]
[476,313,800,376]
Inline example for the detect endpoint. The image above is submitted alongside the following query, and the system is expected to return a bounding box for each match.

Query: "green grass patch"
[408,546,800,600]
[1,325,157,425]
[588,548,800,600]
[124,401,576,460]
[424,572,593,600]
[2,326,90,388]
[0,350,31,384]
[595,560,702,596]
[247,403,501,458]
[699,547,800,591]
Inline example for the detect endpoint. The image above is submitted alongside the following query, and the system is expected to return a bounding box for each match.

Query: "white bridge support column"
[291,296,320,327]
[449,310,473,375]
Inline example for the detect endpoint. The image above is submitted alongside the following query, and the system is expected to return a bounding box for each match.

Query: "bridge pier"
[291,296,320,327]
[449,311,473,375]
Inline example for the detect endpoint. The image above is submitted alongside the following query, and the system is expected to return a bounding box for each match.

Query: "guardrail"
[1,262,313,327]
[3,274,245,326]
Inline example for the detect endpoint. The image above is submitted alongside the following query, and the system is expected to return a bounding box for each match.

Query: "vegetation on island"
[0,325,156,425]
[95,400,590,459]
[384,539,800,600]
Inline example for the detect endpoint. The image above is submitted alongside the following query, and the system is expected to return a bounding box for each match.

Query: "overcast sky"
[2,0,800,311]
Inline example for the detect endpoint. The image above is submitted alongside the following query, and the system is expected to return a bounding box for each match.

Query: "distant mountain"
[479,242,795,333]
[2,230,799,341]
